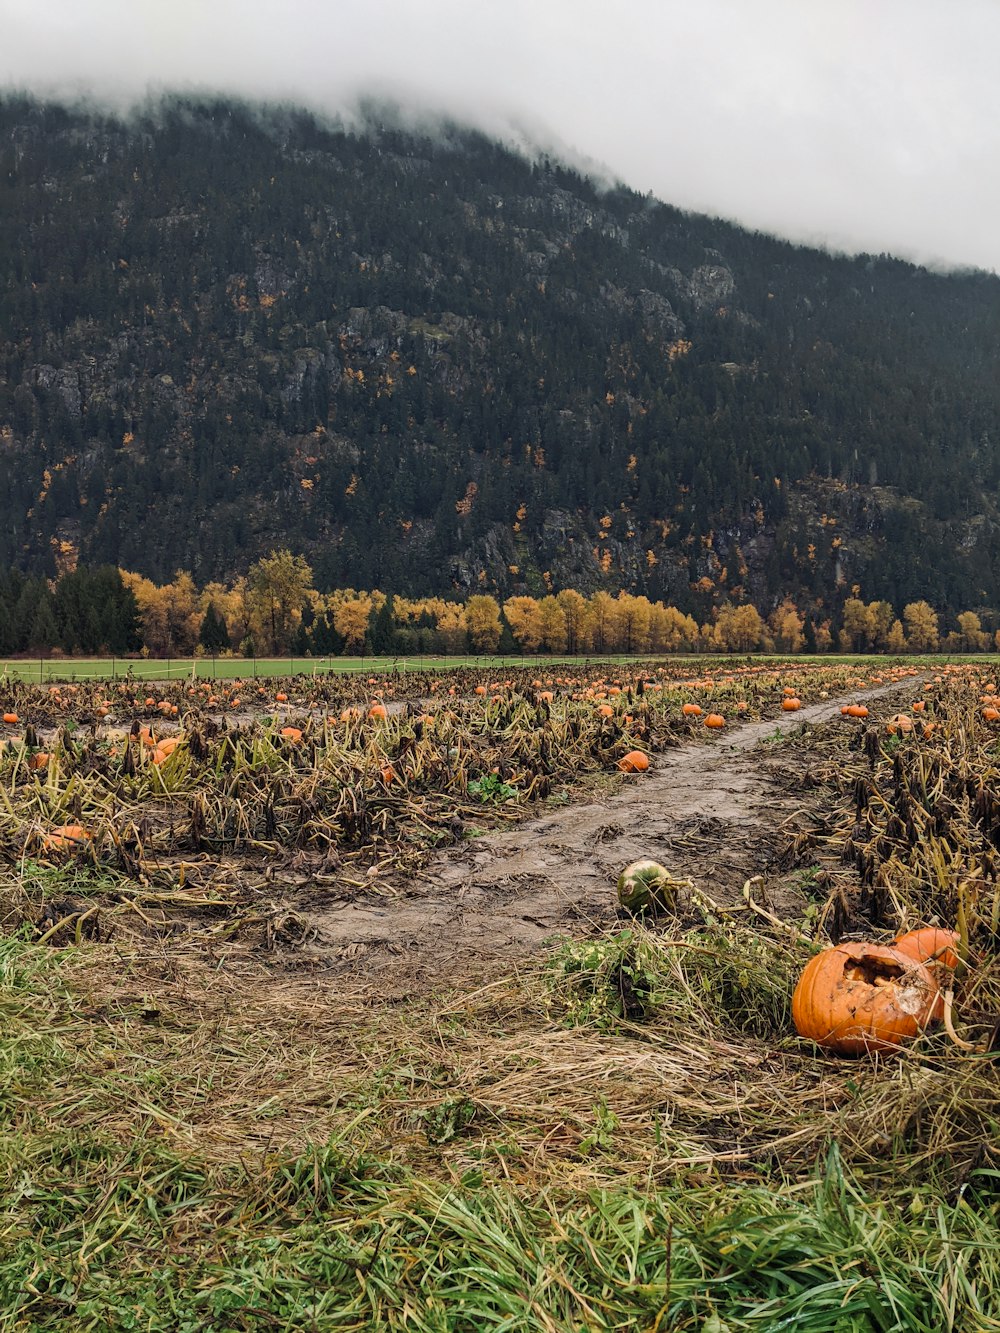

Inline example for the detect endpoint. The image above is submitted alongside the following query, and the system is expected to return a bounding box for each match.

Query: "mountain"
[2,94,1000,622]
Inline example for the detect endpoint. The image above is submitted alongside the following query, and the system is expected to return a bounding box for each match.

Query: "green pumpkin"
[617,859,675,913]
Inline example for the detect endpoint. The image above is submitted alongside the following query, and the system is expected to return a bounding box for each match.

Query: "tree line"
[0,553,994,660]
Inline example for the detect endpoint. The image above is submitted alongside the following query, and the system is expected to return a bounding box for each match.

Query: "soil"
[301,681,915,993]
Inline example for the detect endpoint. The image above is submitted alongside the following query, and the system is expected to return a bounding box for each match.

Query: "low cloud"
[2,0,997,271]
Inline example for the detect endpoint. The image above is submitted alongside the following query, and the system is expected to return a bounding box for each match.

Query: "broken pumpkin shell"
[792,942,936,1055]
[892,927,960,1024]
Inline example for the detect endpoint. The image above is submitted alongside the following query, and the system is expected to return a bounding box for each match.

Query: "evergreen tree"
[369,594,397,655]
[26,593,59,653]
[199,602,230,653]
[497,611,519,656]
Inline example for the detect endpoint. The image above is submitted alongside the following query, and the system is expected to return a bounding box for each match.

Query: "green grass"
[1,653,690,686]
[1,933,1000,1331]
[2,650,998,686]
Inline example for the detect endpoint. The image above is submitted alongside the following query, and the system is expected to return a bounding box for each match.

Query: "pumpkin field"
[2,657,1000,1330]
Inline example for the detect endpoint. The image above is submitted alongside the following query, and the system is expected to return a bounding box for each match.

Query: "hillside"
[2,95,1000,621]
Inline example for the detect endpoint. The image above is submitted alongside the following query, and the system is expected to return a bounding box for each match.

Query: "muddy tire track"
[303,680,917,990]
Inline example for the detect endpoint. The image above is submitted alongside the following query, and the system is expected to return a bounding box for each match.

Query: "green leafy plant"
[545,930,662,1028]
[467,773,518,803]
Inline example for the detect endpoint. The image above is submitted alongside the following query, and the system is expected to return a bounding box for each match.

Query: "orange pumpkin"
[150,736,182,765]
[893,928,960,1023]
[792,942,935,1054]
[886,713,913,734]
[280,726,303,743]
[2,712,18,725]
[845,704,868,719]
[704,713,726,729]
[781,697,802,712]
[368,703,388,720]
[617,750,650,773]
[28,752,50,771]
[41,824,93,854]
[681,703,702,717]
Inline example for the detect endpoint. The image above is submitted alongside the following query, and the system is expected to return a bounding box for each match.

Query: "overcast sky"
[3,0,998,272]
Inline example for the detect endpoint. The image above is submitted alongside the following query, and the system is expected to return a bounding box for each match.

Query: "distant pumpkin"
[40,824,93,855]
[617,750,650,773]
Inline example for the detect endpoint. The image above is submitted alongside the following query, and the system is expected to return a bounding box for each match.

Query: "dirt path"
[303,681,915,991]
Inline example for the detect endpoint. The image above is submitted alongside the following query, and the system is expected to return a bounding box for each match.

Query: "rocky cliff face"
[2,96,1000,618]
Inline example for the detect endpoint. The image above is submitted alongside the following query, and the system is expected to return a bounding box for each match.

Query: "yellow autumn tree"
[465,595,502,652]
[503,596,544,653]
[615,593,652,654]
[648,604,699,652]
[714,603,764,652]
[537,595,568,653]
[903,601,939,653]
[332,593,373,653]
[886,619,907,654]
[435,603,468,653]
[247,550,314,654]
[121,569,200,655]
[839,597,874,653]
[769,599,805,654]
[956,611,988,652]
[556,589,590,653]
[586,591,619,653]
[867,601,896,650]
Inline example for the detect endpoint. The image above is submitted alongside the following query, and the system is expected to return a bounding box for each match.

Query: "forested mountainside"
[2,95,1000,623]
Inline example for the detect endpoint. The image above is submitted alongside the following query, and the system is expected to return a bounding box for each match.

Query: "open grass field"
[1,657,999,1329]
[3,651,998,686]
[1,654,541,686]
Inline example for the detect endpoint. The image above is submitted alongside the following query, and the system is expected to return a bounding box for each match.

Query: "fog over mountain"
[2,0,999,272]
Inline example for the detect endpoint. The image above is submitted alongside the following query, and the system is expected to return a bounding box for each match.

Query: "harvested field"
[2,658,1000,1330]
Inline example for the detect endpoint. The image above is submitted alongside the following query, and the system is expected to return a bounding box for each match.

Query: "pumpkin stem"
[955,879,971,981]
[942,987,977,1052]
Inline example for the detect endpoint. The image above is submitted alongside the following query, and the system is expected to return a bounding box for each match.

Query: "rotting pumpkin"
[792,942,936,1055]
[893,927,960,1023]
